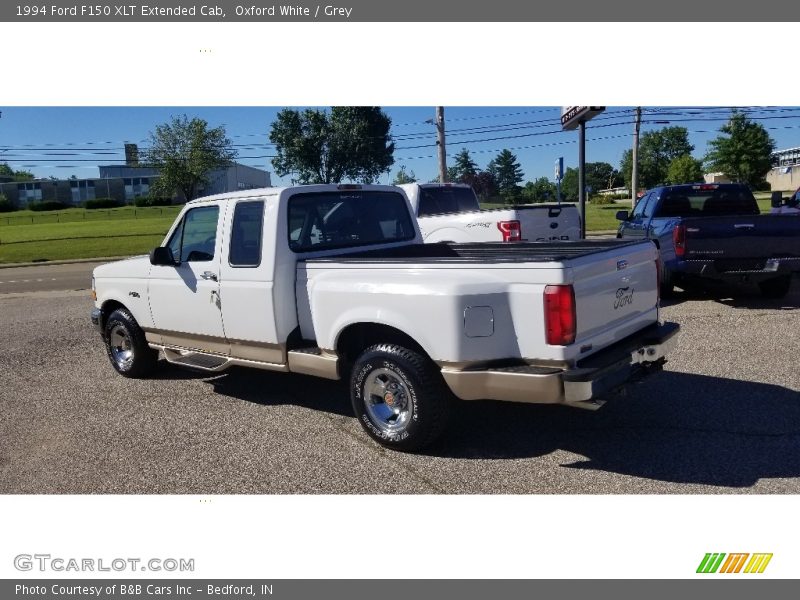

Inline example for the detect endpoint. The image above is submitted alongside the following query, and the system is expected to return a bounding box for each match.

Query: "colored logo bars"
[697,553,773,574]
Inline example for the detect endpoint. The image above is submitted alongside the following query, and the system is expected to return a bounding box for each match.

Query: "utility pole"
[436,106,447,183]
[578,121,586,239]
[631,106,641,208]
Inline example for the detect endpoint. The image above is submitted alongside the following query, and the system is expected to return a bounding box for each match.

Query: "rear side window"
[288,191,415,253]
[654,186,760,217]
[229,200,264,267]
[167,205,219,262]
[417,187,480,216]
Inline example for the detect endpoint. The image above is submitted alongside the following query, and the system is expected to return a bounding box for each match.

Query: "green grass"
[0,206,180,264]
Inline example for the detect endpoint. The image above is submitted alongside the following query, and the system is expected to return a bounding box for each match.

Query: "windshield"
[288,190,416,252]
[654,186,760,218]
[417,186,480,216]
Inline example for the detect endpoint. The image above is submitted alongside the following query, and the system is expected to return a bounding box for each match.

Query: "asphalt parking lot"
[1,269,799,494]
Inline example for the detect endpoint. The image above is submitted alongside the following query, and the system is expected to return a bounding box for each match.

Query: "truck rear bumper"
[672,258,800,282]
[441,322,679,408]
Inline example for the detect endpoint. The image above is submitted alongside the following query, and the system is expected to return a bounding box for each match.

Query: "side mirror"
[150,246,177,266]
[615,210,630,221]
[771,191,783,208]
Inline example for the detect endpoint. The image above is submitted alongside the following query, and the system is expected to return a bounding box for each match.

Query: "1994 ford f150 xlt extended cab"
[91,184,678,450]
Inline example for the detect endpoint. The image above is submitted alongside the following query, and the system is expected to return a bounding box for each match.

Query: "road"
[1,264,799,493]
[0,261,102,294]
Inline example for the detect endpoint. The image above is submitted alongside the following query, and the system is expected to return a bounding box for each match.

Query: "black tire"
[759,275,792,299]
[103,308,158,378]
[350,343,450,452]
[660,266,676,298]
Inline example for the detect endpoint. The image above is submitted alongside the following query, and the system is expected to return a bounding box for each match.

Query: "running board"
[162,348,230,371]
[155,346,289,374]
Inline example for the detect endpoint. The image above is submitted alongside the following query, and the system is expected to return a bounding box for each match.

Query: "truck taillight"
[673,224,687,258]
[497,220,522,242]
[544,284,576,346]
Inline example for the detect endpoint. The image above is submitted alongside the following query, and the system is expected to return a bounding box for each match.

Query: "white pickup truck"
[91,184,678,451]
[398,182,581,243]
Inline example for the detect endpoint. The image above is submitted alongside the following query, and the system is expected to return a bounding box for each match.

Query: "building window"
[123,177,150,200]
[18,182,42,203]
[70,180,96,204]
[237,182,257,190]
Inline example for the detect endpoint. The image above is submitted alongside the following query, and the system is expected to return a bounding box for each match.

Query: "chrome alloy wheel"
[109,324,134,370]
[364,368,413,435]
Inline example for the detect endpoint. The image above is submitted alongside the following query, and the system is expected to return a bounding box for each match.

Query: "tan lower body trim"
[144,327,285,363]
[441,368,565,404]
[287,349,340,380]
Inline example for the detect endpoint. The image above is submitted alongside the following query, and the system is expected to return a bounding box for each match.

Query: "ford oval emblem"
[616,260,628,271]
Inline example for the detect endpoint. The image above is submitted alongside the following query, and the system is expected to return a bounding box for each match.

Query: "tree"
[270,106,394,184]
[704,110,776,187]
[521,177,557,203]
[560,167,579,202]
[584,162,622,195]
[392,165,416,184]
[428,166,461,184]
[451,148,478,182]
[144,115,236,201]
[463,171,497,203]
[666,154,704,185]
[487,149,524,201]
[0,163,34,182]
[620,126,694,191]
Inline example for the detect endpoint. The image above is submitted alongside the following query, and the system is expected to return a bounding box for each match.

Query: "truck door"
[621,192,654,240]
[148,202,229,354]
[217,198,283,365]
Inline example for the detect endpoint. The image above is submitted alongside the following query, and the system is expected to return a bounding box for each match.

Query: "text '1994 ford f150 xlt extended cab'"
[91,184,678,450]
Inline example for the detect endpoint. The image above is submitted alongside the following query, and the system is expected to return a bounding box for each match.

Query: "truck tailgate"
[570,241,660,351]
[682,215,800,268]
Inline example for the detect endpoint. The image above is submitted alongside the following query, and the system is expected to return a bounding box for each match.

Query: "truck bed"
[304,239,648,264]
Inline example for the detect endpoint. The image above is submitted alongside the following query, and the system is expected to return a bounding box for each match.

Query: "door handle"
[201,271,218,281]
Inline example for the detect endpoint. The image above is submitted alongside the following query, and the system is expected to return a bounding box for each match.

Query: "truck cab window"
[631,193,650,218]
[288,191,415,252]
[167,205,219,262]
[229,200,265,267]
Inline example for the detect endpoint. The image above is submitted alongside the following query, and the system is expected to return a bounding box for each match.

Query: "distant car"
[616,183,800,298]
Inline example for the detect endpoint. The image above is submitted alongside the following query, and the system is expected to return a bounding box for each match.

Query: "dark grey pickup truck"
[617,183,800,298]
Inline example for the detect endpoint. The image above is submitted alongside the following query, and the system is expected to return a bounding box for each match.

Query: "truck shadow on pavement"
[179,362,800,489]
[661,276,800,310]
[205,366,354,418]
[433,370,800,488]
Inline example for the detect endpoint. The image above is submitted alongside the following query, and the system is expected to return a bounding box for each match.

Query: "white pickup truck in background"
[91,184,678,451]
[399,182,581,243]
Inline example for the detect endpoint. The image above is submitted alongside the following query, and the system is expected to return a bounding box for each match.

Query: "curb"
[0,256,133,269]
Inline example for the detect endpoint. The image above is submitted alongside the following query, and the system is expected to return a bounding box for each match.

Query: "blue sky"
[1,106,799,185]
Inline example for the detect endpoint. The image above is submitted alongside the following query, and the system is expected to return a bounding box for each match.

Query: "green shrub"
[28,201,71,211]
[134,196,173,207]
[0,194,15,212]
[590,195,618,205]
[84,197,122,209]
